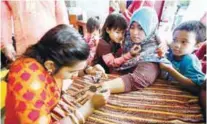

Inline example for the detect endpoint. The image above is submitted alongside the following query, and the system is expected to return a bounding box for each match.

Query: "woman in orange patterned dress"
[5,24,109,124]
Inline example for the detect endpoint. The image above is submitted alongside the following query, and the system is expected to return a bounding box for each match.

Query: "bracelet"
[68,113,79,124]
[75,110,85,124]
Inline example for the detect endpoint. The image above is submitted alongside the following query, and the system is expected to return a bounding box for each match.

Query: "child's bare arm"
[102,45,141,67]
[160,63,199,93]
[102,52,133,67]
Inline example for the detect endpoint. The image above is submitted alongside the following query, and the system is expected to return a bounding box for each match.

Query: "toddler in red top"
[85,17,100,65]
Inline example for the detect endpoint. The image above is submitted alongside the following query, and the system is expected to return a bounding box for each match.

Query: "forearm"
[55,0,69,25]
[78,99,94,119]
[1,1,13,48]
[58,99,94,124]
[111,53,132,66]
[122,9,131,22]
[166,67,199,93]
[102,52,132,67]
[119,0,127,14]
[102,77,125,93]
[167,67,195,86]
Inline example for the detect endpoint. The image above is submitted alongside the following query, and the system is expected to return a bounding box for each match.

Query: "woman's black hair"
[101,13,127,43]
[24,24,89,73]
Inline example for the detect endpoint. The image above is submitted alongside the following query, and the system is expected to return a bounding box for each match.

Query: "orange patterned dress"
[5,58,61,124]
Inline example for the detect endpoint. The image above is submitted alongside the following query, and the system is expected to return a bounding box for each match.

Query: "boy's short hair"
[86,17,100,33]
[173,21,206,44]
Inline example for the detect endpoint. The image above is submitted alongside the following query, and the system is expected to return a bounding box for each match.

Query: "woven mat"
[53,75,205,124]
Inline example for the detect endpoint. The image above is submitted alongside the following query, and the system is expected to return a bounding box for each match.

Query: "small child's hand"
[93,64,105,73]
[85,64,108,78]
[156,42,169,58]
[130,44,141,56]
[91,35,99,42]
[156,47,164,58]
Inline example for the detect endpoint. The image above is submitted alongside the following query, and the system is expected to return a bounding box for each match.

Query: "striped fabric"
[52,75,205,124]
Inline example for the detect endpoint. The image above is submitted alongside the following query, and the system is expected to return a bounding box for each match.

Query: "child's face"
[171,30,197,56]
[91,29,100,40]
[129,22,146,43]
[107,28,125,44]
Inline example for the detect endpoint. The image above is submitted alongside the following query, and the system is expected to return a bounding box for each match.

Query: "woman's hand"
[118,0,127,13]
[91,88,110,109]
[2,43,16,61]
[85,64,107,78]
[130,44,141,57]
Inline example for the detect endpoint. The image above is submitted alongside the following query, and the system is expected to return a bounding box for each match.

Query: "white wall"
[66,0,109,24]
[182,0,207,22]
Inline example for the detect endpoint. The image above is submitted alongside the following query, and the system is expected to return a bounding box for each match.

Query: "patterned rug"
[53,75,205,124]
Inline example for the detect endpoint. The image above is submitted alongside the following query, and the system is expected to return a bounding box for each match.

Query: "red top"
[123,0,154,22]
[128,0,153,14]
[85,36,99,65]
[195,43,206,74]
